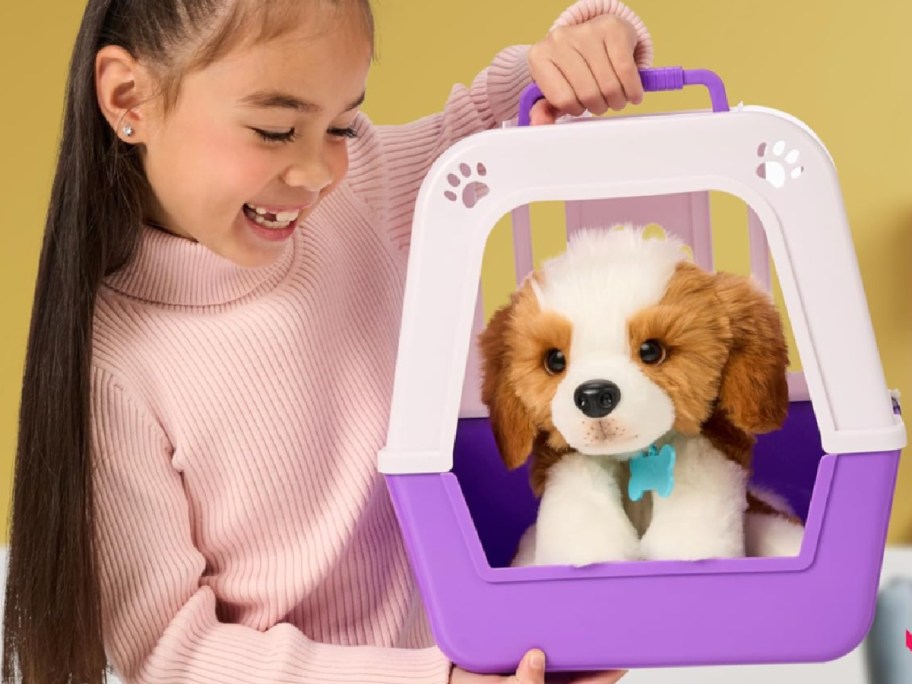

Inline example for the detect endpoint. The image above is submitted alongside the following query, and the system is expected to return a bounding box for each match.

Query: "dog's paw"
[532,453,643,565]
[510,526,538,567]
[535,524,641,566]
[571,538,641,566]
[640,525,744,561]
[745,512,803,557]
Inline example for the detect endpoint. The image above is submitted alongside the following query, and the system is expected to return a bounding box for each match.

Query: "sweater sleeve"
[91,368,451,684]
[345,0,652,252]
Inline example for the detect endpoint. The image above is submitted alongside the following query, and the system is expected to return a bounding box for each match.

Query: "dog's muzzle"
[574,380,622,418]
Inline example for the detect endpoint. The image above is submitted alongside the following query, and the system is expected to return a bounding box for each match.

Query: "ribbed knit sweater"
[90,3,652,681]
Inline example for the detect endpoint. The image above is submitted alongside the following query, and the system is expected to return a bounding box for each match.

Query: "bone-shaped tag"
[628,443,676,502]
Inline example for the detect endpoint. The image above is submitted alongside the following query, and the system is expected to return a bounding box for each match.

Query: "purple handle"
[517,67,729,126]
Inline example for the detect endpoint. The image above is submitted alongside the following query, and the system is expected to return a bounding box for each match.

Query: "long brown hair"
[3,1,373,682]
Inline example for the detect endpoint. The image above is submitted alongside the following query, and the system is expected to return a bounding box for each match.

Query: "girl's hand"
[527,14,643,125]
[450,649,627,684]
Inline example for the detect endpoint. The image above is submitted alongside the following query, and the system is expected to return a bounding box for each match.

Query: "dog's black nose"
[574,380,621,418]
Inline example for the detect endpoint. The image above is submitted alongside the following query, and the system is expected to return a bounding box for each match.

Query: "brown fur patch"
[479,279,571,469]
[628,262,732,435]
[702,409,755,469]
[629,262,789,467]
[699,271,789,466]
[712,272,790,434]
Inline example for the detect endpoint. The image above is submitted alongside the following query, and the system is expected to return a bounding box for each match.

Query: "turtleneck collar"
[103,224,296,306]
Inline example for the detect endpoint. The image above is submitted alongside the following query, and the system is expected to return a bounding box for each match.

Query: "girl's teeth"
[243,204,302,230]
[245,204,301,223]
[252,215,293,229]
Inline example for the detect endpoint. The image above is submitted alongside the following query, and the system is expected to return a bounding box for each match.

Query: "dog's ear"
[713,272,790,434]
[478,298,536,469]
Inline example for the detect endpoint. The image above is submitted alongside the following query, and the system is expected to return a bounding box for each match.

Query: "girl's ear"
[478,299,537,470]
[713,272,790,434]
[95,45,153,143]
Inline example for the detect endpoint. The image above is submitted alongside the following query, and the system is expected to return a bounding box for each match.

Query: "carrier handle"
[517,67,730,126]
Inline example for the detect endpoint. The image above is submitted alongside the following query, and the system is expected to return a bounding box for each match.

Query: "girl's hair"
[3,1,373,682]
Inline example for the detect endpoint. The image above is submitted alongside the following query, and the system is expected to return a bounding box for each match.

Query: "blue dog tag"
[628,443,676,502]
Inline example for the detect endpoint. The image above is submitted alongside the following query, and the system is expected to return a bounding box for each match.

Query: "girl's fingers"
[574,39,627,112]
[529,98,557,126]
[604,36,643,105]
[513,649,547,684]
[550,44,612,115]
[526,13,644,123]
[530,53,587,118]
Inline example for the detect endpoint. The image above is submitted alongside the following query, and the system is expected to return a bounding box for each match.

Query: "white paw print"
[756,140,804,189]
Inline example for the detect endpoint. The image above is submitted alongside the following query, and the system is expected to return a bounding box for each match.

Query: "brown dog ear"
[713,272,790,434]
[478,298,536,469]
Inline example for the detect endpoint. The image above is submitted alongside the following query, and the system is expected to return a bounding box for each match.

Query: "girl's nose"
[281,154,333,192]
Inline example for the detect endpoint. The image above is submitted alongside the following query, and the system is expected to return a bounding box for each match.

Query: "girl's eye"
[639,339,666,365]
[544,348,566,375]
[252,127,297,144]
[328,126,358,139]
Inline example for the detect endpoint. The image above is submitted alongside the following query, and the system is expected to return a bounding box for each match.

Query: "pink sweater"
[91,2,652,681]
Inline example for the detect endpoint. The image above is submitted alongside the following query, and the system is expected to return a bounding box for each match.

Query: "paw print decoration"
[444,162,490,209]
[756,140,804,189]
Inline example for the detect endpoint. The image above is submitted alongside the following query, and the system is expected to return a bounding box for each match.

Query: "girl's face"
[141,7,372,267]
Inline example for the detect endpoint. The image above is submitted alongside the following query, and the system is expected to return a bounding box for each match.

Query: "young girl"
[3,1,652,682]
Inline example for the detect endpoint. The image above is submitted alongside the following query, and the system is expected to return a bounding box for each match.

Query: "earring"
[123,124,135,138]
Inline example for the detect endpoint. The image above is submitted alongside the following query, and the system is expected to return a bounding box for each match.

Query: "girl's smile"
[241,201,314,242]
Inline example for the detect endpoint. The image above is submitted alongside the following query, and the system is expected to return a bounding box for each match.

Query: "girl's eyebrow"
[240,90,366,113]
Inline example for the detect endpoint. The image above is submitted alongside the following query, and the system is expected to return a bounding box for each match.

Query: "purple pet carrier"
[377,68,906,673]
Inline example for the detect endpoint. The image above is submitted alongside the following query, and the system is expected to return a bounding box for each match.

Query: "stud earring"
[123,124,135,138]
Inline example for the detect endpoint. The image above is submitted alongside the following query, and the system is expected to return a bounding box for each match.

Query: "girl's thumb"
[514,649,546,684]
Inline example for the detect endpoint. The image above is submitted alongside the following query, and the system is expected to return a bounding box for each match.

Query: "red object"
[906,630,912,651]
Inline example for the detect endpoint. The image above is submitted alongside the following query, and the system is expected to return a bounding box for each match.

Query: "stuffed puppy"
[478,226,804,566]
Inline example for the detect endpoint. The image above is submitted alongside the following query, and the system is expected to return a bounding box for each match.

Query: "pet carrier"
[377,67,906,672]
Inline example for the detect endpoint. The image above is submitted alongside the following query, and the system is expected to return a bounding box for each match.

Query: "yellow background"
[0,1,908,542]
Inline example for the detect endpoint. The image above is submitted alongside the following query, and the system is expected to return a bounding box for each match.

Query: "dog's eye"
[639,339,665,365]
[544,348,566,375]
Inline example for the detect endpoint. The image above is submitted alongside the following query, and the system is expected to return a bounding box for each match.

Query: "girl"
[2,1,652,682]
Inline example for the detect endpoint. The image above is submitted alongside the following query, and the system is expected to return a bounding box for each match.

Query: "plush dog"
[479,226,804,566]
